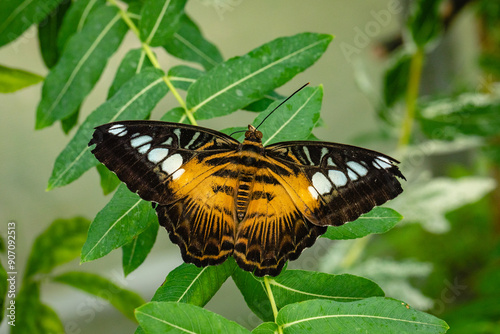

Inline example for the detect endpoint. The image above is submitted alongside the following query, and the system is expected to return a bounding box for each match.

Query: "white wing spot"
[312,172,332,195]
[328,170,348,187]
[308,186,319,199]
[162,154,183,174]
[375,157,393,169]
[303,147,313,165]
[347,161,368,177]
[130,135,152,148]
[185,132,200,149]
[137,144,151,154]
[109,124,127,136]
[326,157,337,167]
[173,129,182,138]
[347,169,359,181]
[172,168,185,180]
[162,137,173,146]
[147,148,169,164]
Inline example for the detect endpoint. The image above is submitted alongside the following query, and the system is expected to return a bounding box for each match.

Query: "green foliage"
[0,65,44,93]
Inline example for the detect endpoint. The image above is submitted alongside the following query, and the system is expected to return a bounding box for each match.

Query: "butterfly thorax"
[235,125,265,221]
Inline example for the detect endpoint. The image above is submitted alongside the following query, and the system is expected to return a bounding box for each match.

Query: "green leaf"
[277,298,449,333]
[243,91,285,112]
[186,32,333,120]
[0,0,64,47]
[38,0,72,68]
[152,260,235,304]
[12,281,64,334]
[418,93,500,140]
[0,259,6,323]
[164,15,223,70]
[122,221,158,276]
[0,65,44,93]
[36,5,128,129]
[108,48,155,99]
[136,302,251,334]
[139,0,187,46]
[168,65,204,91]
[252,322,279,334]
[53,271,145,321]
[57,0,106,53]
[381,51,411,115]
[407,0,443,48]
[60,106,80,134]
[254,85,323,145]
[159,106,191,123]
[24,217,90,280]
[47,68,167,190]
[391,177,496,233]
[97,163,121,195]
[322,207,403,240]
[81,184,157,262]
[232,269,384,322]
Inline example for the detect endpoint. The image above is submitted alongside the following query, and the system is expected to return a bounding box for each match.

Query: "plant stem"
[107,0,197,125]
[398,47,424,148]
[340,236,371,269]
[263,276,283,334]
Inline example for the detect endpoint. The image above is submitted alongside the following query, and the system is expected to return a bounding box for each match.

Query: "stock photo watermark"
[6,221,17,327]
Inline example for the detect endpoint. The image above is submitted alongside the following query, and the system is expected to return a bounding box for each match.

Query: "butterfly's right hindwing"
[89,121,240,205]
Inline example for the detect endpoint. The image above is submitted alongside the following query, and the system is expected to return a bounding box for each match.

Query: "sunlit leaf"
[0,65,43,93]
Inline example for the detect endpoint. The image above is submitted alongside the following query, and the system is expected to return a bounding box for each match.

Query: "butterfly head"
[245,124,263,143]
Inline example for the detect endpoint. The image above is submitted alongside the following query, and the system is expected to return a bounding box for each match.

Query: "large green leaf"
[36,5,128,129]
[232,269,384,322]
[24,217,90,280]
[47,68,167,190]
[136,302,251,334]
[168,65,204,91]
[418,93,500,140]
[139,0,187,46]
[81,184,157,262]
[0,0,63,47]
[278,298,449,333]
[57,0,106,52]
[186,32,332,119]
[407,0,443,49]
[322,207,403,240]
[164,15,223,70]
[37,0,72,68]
[0,65,44,93]
[122,220,158,277]
[53,271,145,321]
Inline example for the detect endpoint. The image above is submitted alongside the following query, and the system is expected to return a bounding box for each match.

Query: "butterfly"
[89,121,405,276]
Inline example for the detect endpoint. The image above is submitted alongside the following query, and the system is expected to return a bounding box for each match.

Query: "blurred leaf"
[108,48,154,99]
[323,207,402,240]
[277,297,448,333]
[47,68,167,190]
[418,93,500,140]
[139,0,187,46]
[96,163,121,195]
[392,176,496,233]
[232,269,384,322]
[24,217,90,280]
[36,5,128,129]
[60,106,80,134]
[186,33,332,120]
[136,302,251,334]
[0,65,43,93]
[382,51,411,113]
[81,184,157,262]
[57,0,106,52]
[167,65,204,91]
[164,14,223,70]
[12,281,63,334]
[53,271,144,321]
[255,85,323,145]
[38,0,72,68]
[122,220,158,276]
[407,0,443,49]
[0,0,64,47]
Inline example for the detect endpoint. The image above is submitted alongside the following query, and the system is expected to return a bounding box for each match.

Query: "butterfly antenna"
[255,82,310,131]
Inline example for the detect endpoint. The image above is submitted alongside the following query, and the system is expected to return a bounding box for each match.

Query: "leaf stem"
[340,236,371,269]
[398,47,424,148]
[107,0,197,125]
[263,276,283,334]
